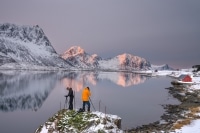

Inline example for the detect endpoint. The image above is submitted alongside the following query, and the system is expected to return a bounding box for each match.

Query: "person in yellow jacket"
[82,87,91,112]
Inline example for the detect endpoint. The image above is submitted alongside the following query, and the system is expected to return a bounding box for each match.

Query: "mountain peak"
[61,46,101,68]
[117,53,141,58]
[0,23,72,68]
[62,46,85,59]
[61,47,152,70]
[0,23,51,47]
[151,64,174,70]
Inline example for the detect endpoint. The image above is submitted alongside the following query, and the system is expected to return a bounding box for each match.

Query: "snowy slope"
[99,53,151,71]
[0,23,72,69]
[61,46,152,71]
[61,46,101,69]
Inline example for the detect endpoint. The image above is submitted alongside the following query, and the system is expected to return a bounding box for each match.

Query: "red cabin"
[178,75,192,82]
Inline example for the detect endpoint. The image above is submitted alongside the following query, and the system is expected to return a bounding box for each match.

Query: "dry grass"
[190,107,200,113]
[172,118,192,130]
[186,107,200,118]
[171,107,200,130]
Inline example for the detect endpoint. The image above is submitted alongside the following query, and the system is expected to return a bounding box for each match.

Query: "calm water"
[0,70,179,133]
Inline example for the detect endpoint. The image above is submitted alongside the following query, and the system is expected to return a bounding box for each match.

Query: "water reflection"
[0,70,180,132]
[0,71,147,112]
[60,71,148,91]
[0,71,58,112]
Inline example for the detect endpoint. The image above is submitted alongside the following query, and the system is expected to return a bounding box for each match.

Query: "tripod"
[89,97,96,111]
[64,96,68,109]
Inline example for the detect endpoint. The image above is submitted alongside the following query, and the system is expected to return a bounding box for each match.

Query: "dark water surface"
[0,70,179,133]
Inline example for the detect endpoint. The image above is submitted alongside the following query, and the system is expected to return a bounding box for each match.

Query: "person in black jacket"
[65,87,74,110]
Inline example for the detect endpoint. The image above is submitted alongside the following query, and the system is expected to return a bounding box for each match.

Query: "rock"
[114,119,121,129]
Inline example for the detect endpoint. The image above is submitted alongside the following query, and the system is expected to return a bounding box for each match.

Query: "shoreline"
[126,84,200,132]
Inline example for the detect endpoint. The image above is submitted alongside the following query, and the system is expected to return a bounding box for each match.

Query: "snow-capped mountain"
[61,46,151,71]
[99,53,151,71]
[0,23,72,69]
[61,46,102,69]
[151,64,174,70]
[0,23,173,71]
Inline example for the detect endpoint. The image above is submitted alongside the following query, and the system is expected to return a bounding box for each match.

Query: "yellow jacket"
[82,87,91,101]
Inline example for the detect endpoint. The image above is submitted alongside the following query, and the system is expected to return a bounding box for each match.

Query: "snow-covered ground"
[173,73,200,133]
[141,69,200,133]
[174,119,200,133]
[36,110,123,133]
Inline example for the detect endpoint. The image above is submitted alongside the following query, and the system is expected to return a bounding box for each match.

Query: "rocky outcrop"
[35,109,123,133]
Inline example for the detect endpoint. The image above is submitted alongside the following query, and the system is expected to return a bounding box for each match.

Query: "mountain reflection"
[0,71,147,112]
[0,71,58,112]
[60,71,148,91]
[99,72,147,87]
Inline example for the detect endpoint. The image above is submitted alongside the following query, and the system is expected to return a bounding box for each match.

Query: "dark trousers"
[82,101,90,111]
[68,97,73,110]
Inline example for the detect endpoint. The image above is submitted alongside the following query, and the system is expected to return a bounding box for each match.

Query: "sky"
[0,0,199,69]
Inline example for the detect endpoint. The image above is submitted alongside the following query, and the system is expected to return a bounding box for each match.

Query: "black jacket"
[67,88,74,98]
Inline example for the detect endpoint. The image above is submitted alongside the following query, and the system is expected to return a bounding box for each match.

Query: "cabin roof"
[178,74,191,80]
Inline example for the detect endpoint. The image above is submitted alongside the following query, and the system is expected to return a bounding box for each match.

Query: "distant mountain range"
[0,23,173,71]
[61,46,152,71]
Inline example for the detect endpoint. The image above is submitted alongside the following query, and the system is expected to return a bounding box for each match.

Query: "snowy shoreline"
[127,69,200,133]
[127,87,200,133]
